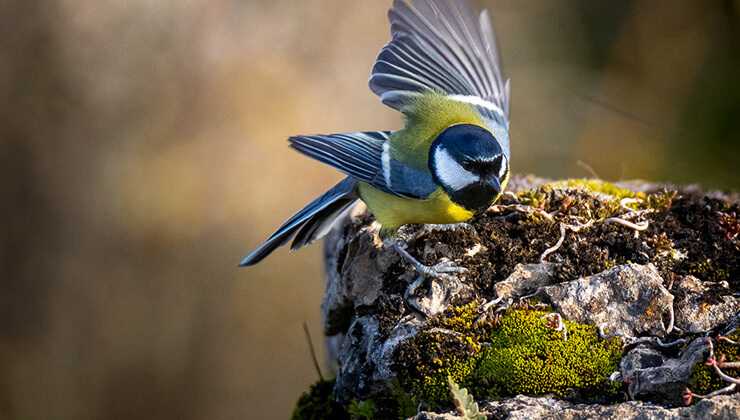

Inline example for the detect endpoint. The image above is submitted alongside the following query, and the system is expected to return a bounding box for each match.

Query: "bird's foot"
[391,240,467,316]
[392,242,468,279]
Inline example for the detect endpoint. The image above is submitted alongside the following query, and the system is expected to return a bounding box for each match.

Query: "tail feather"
[291,197,357,251]
[239,178,358,267]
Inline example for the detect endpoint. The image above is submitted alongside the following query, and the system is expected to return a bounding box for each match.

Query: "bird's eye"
[460,158,475,171]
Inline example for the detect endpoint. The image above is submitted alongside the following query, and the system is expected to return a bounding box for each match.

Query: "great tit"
[240,0,510,274]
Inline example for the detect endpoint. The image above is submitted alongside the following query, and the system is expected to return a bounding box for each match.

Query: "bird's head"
[428,124,508,212]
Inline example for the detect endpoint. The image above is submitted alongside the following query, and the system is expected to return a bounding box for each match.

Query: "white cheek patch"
[433,147,479,190]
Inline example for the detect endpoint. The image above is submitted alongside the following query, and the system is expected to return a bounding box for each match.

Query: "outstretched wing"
[369,0,510,125]
[289,131,437,199]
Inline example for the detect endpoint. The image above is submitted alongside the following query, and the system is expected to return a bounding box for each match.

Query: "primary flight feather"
[240,0,511,270]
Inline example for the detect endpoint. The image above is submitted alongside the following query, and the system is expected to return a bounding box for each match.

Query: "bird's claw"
[393,243,467,279]
[420,258,468,277]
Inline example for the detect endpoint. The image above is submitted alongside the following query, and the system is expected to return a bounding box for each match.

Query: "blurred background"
[1,0,738,419]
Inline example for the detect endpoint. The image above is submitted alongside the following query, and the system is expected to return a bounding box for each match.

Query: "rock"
[494,262,555,299]
[414,394,740,419]
[323,215,475,393]
[618,345,666,383]
[619,337,710,402]
[323,219,401,336]
[541,263,674,337]
[304,176,740,418]
[673,275,740,333]
[334,315,421,400]
[323,216,477,388]
[405,276,465,317]
[333,316,381,398]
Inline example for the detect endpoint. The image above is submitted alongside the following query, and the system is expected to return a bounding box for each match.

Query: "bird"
[240,0,511,277]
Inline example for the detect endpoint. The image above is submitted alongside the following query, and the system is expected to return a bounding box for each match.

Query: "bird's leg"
[390,238,466,317]
[392,241,467,279]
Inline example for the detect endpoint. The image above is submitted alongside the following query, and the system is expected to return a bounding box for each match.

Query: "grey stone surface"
[619,337,710,401]
[323,218,400,336]
[413,394,740,419]
[673,275,740,333]
[334,315,421,400]
[541,263,674,337]
[494,263,555,299]
[405,276,464,317]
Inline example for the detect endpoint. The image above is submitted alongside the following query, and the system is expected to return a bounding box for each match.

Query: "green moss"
[550,179,645,201]
[474,310,623,398]
[395,305,624,409]
[689,331,740,396]
[515,179,649,223]
[388,380,419,419]
[644,190,676,212]
[415,355,479,406]
[347,400,375,419]
[517,185,552,208]
[291,379,346,420]
[395,301,487,406]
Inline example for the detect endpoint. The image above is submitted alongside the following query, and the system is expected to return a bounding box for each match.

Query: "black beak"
[447,175,503,213]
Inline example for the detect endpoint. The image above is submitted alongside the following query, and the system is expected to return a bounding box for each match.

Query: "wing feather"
[289,131,436,199]
[369,0,510,122]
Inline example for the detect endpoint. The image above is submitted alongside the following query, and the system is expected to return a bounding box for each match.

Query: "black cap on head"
[428,124,508,212]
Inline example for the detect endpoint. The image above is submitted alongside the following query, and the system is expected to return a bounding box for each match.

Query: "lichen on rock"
[674,275,739,333]
[296,176,739,419]
[541,263,674,337]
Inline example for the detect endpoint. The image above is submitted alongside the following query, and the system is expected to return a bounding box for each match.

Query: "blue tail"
[239,177,358,267]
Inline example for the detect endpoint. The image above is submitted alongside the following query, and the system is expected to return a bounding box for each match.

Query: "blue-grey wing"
[289,131,437,199]
[369,0,511,157]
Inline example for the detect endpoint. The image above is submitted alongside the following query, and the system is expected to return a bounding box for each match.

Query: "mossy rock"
[294,306,623,416]
[395,305,623,409]
[394,302,485,406]
[316,176,739,415]
[474,310,623,399]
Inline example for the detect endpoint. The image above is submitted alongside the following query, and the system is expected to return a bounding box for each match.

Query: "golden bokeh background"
[1,1,738,419]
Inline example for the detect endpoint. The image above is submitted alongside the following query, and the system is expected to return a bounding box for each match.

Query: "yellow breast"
[357,183,474,230]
